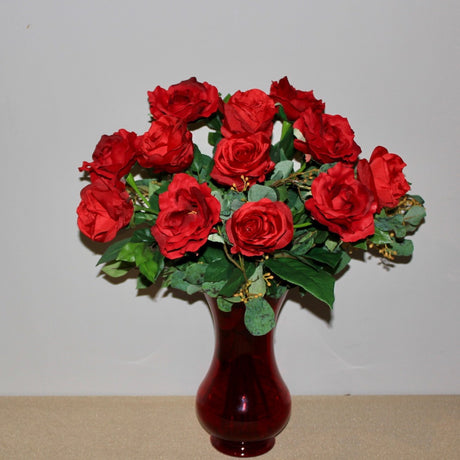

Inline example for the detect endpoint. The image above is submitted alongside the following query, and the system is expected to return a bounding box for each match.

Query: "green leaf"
[204,257,232,283]
[370,227,394,245]
[219,268,246,298]
[166,270,189,292]
[247,184,278,202]
[206,113,223,131]
[116,242,162,283]
[203,281,227,297]
[139,249,163,283]
[353,240,368,250]
[403,205,426,231]
[333,250,352,275]
[290,230,315,256]
[248,265,266,298]
[408,194,425,205]
[219,262,256,298]
[202,245,226,263]
[375,211,406,238]
[116,242,144,263]
[266,257,335,308]
[217,297,233,312]
[278,122,295,160]
[184,263,207,285]
[188,145,213,182]
[133,212,156,225]
[314,230,328,245]
[97,238,131,265]
[207,233,225,244]
[208,131,222,147]
[303,247,344,269]
[276,103,289,122]
[244,297,275,336]
[101,260,131,278]
[131,227,155,244]
[137,274,152,289]
[271,122,294,162]
[270,160,294,181]
[389,239,414,257]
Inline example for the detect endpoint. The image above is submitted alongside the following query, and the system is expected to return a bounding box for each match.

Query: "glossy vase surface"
[196,294,291,457]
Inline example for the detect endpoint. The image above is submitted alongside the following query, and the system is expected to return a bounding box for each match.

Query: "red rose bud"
[226,198,294,257]
[136,115,194,173]
[77,179,133,243]
[293,109,361,164]
[221,89,277,138]
[305,163,377,242]
[210,133,274,191]
[357,146,411,211]
[147,77,219,123]
[270,76,325,121]
[79,129,137,182]
[151,173,221,259]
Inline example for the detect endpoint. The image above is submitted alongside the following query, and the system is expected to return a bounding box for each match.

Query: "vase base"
[210,436,275,457]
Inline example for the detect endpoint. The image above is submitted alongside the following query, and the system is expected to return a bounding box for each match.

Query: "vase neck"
[204,294,286,362]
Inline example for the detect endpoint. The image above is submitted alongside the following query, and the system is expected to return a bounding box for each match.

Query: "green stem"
[126,173,151,208]
[293,222,312,229]
[297,162,307,173]
[238,254,248,282]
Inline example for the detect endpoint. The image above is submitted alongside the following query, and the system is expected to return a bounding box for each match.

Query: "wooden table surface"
[1,395,459,459]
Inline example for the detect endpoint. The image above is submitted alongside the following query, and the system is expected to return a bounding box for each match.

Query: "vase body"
[196,294,291,457]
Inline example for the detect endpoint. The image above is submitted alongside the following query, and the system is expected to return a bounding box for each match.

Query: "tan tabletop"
[1,395,459,459]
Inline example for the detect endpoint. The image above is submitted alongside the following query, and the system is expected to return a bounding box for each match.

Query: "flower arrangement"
[77,77,426,336]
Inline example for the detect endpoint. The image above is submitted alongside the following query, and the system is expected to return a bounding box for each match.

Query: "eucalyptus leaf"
[184,263,208,285]
[389,239,414,257]
[248,184,278,202]
[370,227,394,245]
[248,265,267,298]
[271,160,294,181]
[207,233,225,244]
[203,281,227,297]
[403,205,426,230]
[244,297,275,336]
[217,297,234,312]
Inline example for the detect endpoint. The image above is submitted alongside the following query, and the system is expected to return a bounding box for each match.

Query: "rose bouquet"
[77,77,425,336]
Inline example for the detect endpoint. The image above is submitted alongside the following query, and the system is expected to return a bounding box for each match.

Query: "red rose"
[294,109,361,164]
[79,129,137,182]
[147,77,219,123]
[77,179,134,243]
[221,89,277,138]
[151,174,221,259]
[210,133,274,191]
[357,146,411,211]
[305,163,377,242]
[136,115,194,173]
[270,76,325,121]
[226,198,293,257]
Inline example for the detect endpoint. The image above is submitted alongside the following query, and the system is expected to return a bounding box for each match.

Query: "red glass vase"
[196,294,291,457]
